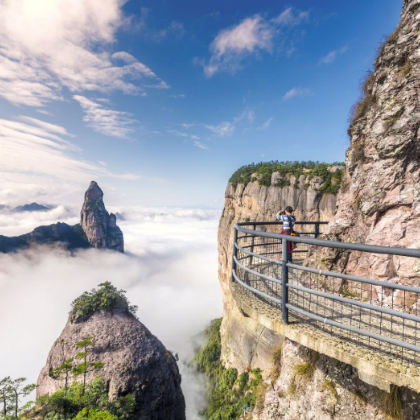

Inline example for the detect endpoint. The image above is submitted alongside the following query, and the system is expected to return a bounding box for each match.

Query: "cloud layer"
[0,207,222,418]
[0,0,168,106]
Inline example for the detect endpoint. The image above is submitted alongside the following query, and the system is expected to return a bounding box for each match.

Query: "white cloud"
[0,209,222,417]
[181,123,194,128]
[234,109,255,124]
[0,116,142,205]
[257,117,273,130]
[203,8,309,76]
[190,135,200,140]
[0,0,168,106]
[73,95,136,138]
[170,94,186,99]
[204,121,234,137]
[282,86,313,101]
[167,129,189,137]
[194,141,209,150]
[272,7,310,26]
[204,15,273,76]
[319,46,348,64]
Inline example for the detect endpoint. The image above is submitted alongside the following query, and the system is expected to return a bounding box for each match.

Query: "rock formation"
[306,0,420,292]
[80,181,124,252]
[37,307,185,419]
[218,175,337,374]
[215,1,420,418]
[0,181,124,253]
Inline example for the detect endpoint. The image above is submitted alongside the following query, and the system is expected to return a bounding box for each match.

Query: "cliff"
[218,173,337,374]
[0,181,124,253]
[306,0,420,291]
[37,283,186,420]
[215,1,420,418]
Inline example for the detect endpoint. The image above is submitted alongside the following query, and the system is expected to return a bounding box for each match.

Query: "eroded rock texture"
[218,179,336,373]
[80,181,124,252]
[309,0,420,290]
[255,339,420,420]
[37,311,185,420]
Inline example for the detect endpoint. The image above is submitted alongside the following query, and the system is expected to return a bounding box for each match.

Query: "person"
[276,206,296,263]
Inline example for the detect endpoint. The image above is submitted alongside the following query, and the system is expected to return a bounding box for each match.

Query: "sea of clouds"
[0,205,223,419]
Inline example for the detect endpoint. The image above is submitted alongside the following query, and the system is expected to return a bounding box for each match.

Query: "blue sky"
[0,0,402,209]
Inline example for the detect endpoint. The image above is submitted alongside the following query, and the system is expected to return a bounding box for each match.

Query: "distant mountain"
[0,182,124,253]
[12,202,50,212]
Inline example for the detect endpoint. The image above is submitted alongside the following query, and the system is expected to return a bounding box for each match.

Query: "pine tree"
[0,377,12,417]
[49,358,75,395]
[72,336,104,395]
[7,378,37,419]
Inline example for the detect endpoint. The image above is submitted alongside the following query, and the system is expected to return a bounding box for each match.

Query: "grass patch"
[292,362,315,379]
[270,346,282,382]
[322,376,338,402]
[287,379,297,397]
[192,318,263,419]
[380,385,403,420]
[354,94,377,120]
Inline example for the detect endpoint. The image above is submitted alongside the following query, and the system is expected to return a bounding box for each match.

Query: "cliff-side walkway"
[231,222,420,392]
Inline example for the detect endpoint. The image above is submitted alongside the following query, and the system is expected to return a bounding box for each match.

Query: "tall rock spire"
[80,181,124,252]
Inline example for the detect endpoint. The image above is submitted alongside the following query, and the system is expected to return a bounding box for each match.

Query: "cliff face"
[218,178,336,374]
[37,310,185,420]
[310,0,420,288]
[217,1,420,418]
[0,181,124,253]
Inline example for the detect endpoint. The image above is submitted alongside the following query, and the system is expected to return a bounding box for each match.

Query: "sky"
[0,0,403,210]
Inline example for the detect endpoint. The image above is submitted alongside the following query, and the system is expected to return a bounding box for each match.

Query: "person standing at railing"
[276,206,297,263]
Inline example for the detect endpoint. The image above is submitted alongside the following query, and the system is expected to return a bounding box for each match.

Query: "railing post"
[282,237,289,324]
[249,224,255,265]
[314,222,320,239]
[231,226,238,283]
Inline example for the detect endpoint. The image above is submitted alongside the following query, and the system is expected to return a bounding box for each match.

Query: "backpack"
[287,216,300,237]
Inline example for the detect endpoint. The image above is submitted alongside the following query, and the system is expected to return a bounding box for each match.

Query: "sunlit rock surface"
[37,310,186,420]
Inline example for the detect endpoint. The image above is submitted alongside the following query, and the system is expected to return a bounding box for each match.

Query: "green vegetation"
[292,362,315,379]
[193,318,263,419]
[229,161,345,194]
[70,282,138,322]
[380,385,403,420]
[322,376,338,402]
[20,377,135,420]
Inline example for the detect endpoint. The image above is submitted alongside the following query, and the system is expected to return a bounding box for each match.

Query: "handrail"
[236,223,420,258]
[231,220,420,360]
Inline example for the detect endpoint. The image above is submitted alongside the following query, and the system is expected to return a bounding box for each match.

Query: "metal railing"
[231,221,420,365]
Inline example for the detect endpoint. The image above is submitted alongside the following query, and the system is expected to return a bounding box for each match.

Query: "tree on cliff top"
[70,282,138,323]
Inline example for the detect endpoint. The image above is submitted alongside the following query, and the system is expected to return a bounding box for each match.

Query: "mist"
[0,207,222,419]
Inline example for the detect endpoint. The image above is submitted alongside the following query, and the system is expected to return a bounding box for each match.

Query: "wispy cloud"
[170,94,186,99]
[0,117,141,193]
[257,117,273,130]
[202,7,309,76]
[272,8,310,26]
[167,129,189,137]
[319,46,348,64]
[282,87,313,101]
[190,135,200,140]
[204,121,235,137]
[0,0,169,107]
[73,96,136,138]
[181,123,195,128]
[194,141,209,150]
